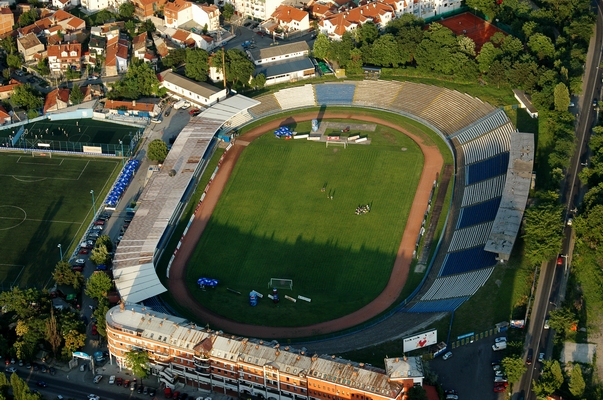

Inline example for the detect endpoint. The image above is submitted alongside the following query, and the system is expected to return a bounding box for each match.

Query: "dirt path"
[167,111,444,339]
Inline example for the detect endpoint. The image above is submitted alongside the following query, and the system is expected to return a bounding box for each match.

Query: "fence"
[1,137,135,157]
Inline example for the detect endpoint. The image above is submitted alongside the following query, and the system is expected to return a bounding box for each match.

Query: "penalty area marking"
[0,205,27,230]
[16,156,65,166]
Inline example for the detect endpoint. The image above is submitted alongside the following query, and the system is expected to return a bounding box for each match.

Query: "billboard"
[403,329,437,353]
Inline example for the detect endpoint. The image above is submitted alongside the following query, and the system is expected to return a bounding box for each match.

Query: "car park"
[79,248,89,254]
[94,374,103,384]
[116,377,123,386]
[442,351,453,360]
[495,370,505,377]
[75,258,85,265]
[92,225,103,231]
[493,384,507,392]
[72,265,83,272]
[149,389,156,397]
[41,365,47,373]
[94,220,105,226]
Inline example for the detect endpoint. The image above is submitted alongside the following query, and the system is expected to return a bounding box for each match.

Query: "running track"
[167,111,444,339]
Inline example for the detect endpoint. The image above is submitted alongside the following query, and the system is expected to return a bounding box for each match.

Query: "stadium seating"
[352,80,403,108]
[461,122,514,165]
[451,109,510,144]
[439,246,499,276]
[225,110,254,130]
[314,83,356,105]
[465,152,510,185]
[456,197,502,229]
[420,267,495,301]
[406,297,470,313]
[447,221,493,252]
[275,85,316,110]
[461,175,506,207]
[248,94,283,118]
[390,82,445,119]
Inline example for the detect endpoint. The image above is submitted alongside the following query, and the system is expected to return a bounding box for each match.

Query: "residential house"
[158,26,214,51]
[159,70,227,106]
[248,41,309,65]
[43,88,70,114]
[81,0,124,12]
[105,36,129,76]
[17,33,45,62]
[87,83,104,97]
[0,105,10,125]
[268,5,310,34]
[152,33,169,58]
[79,85,93,102]
[47,42,82,74]
[164,0,220,31]
[319,1,395,40]
[17,9,86,37]
[0,79,22,100]
[104,99,160,117]
[89,35,107,56]
[131,32,147,60]
[231,0,299,21]
[131,0,168,19]
[90,21,124,40]
[52,0,80,10]
[105,304,424,397]
[0,7,14,36]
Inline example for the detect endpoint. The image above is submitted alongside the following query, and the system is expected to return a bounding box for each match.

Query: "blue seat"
[315,84,356,105]
[405,297,469,313]
[456,197,502,229]
[439,247,498,276]
[465,152,509,185]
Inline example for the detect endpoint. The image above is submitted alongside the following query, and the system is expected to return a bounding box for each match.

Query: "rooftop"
[160,70,224,99]
[249,41,310,61]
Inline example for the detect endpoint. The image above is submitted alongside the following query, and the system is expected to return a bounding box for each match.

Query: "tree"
[533,360,563,398]
[553,82,570,111]
[125,20,137,38]
[70,84,85,105]
[0,288,47,319]
[356,21,379,46]
[457,36,476,57]
[108,61,165,99]
[312,34,330,60]
[93,300,109,337]
[62,329,87,356]
[96,235,114,252]
[95,10,115,25]
[569,363,585,397]
[370,34,404,67]
[65,68,81,81]
[147,139,168,162]
[477,42,502,73]
[226,49,254,88]
[548,307,577,336]
[185,48,209,82]
[522,204,564,265]
[52,261,84,290]
[119,2,135,19]
[45,310,62,357]
[36,58,50,76]
[139,19,156,34]
[18,9,38,28]
[250,73,266,89]
[7,54,22,70]
[501,356,527,383]
[222,3,234,21]
[465,0,498,20]
[90,244,110,266]
[162,48,187,69]
[85,272,113,301]
[0,36,17,55]
[125,350,150,380]
[528,33,555,60]
[405,386,427,400]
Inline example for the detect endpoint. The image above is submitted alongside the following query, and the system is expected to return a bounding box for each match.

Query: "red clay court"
[438,12,506,52]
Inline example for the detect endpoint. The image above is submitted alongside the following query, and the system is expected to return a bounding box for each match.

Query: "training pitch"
[0,152,120,289]
[185,120,425,326]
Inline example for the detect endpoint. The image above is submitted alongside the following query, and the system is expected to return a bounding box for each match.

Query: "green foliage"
[210,49,254,88]
[548,307,577,336]
[312,34,330,60]
[70,84,85,105]
[147,139,168,162]
[356,21,379,46]
[125,20,137,38]
[125,350,150,379]
[162,48,186,69]
[96,235,114,252]
[119,1,135,18]
[62,329,87,357]
[85,272,113,301]
[522,203,564,265]
[465,0,498,19]
[65,68,81,81]
[139,19,155,34]
[52,261,84,290]
[93,299,109,337]
[553,82,570,111]
[406,386,428,400]
[0,36,16,55]
[532,360,563,398]
[477,42,502,73]
[0,287,47,319]
[95,10,115,25]
[7,54,22,70]
[251,73,266,89]
[36,58,50,76]
[569,363,585,397]
[527,33,556,60]
[185,48,209,82]
[90,243,110,266]
[222,3,234,20]
[18,9,38,27]
[108,61,164,100]
[501,356,527,383]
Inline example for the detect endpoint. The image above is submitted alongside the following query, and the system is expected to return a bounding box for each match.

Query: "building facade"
[106,304,424,400]
[0,7,14,36]
[159,70,227,106]
[47,42,82,74]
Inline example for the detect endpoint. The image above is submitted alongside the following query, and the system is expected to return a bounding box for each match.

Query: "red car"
[557,255,564,265]
[164,388,172,398]
[72,265,83,272]
[94,220,105,226]
[189,108,200,116]
[79,248,89,254]
[91,324,98,335]
[493,385,507,393]
[172,391,180,399]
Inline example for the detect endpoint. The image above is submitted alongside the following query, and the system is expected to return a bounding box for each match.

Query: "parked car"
[172,391,180,399]
[91,324,98,335]
[494,376,508,383]
[18,359,23,366]
[41,365,47,373]
[72,265,83,272]
[494,337,507,343]
[149,388,156,397]
[189,108,200,116]
[123,379,131,388]
[94,375,103,384]
[538,352,545,362]
[79,248,89,254]
[6,367,17,373]
[94,220,105,226]
[109,376,115,384]
[442,351,453,360]
[164,388,172,398]
[115,377,123,386]
[526,349,533,365]
[137,384,144,393]
[36,381,47,388]
[74,258,86,265]
[49,367,56,375]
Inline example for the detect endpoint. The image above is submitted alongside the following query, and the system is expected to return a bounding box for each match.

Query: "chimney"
[132,100,136,107]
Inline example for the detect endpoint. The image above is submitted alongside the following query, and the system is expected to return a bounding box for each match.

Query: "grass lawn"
[0,152,120,289]
[185,121,425,327]
[1,119,139,154]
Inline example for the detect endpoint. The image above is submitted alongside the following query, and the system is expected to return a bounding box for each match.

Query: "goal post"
[31,150,52,158]
[268,278,293,290]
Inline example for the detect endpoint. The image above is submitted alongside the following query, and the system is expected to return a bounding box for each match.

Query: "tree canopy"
[501,356,527,384]
[108,61,165,100]
[12,85,43,111]
[125,350,150,379]
[147,139,168,162]
[522,203,564,265]
[185,48,209,82]
[85,272,113,302]
[52,261,84,290]
[119,2,135,18]
[70,84,85,105]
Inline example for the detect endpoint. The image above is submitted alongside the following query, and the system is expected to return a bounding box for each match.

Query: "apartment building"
[269,5,310,33]
[164,0,220,31]
[232,0,303,22]
[106,304,424,400]
[132,0,168,19]
[17,33,45,61]
[0,7,14,35]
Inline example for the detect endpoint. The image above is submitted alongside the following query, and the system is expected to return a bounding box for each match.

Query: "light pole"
[561,254,569,273]
[119,139,125,167]
[57,244,62,261]
[90,190,96,215]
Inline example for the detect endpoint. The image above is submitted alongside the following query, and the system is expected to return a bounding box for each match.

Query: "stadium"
[112,81,533,345]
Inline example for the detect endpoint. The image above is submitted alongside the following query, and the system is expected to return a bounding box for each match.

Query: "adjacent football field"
[0,152,120,289]
[186,121,424,326]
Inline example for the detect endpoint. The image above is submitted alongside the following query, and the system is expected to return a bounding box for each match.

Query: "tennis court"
[0,152,120,289]
[0,119,140,155]
[438,12,506,52]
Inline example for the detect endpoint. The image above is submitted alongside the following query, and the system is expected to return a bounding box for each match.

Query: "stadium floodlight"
[90,190,96,215]
[57,244,62,261]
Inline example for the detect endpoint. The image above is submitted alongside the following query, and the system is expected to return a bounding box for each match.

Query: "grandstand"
[274,85,316,109]
[315,83,356,105]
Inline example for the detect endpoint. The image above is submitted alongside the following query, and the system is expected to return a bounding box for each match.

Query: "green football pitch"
[0,152,120,289]
[186,121,425,326]
[0,119,138,153]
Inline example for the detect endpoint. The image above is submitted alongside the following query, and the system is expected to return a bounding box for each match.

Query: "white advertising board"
[403,329,437,353]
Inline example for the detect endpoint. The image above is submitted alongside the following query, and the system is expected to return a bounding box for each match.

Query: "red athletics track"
[167,111,444,339]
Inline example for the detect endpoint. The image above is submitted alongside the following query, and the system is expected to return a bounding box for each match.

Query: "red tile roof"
[272,5,308,23]
[171,29,190,42]
[164,0,191,13]
[0,104,9,119]
[43,88,70,113]
[47,42,81,58]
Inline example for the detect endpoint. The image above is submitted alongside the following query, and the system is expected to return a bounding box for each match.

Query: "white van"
[492,342,507,351]
[173,99,186,110]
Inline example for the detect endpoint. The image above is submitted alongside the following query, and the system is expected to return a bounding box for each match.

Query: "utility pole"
[222,47,227,90]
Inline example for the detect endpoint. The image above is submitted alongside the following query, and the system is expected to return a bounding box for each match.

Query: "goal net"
[268,278,293,290]
[31,150,52,158]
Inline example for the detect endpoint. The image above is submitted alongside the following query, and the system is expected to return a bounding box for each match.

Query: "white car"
[495,337,507,343]
[538,352,545,362]
[495,370,505,377]
[93,374,102,384]
[544,319,550,329]
[109,375,115,384]
[87,394,100,400]
[442,351,453,360]
[494,376,508,383]
[75,258,86,265]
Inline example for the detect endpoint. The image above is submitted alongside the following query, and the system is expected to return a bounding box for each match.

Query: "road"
[514,1,603,398]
